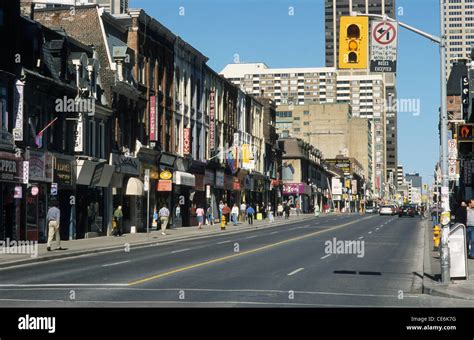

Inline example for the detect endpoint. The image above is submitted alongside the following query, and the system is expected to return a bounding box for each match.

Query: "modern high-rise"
[443,0,474,79]
[220,62,388,197]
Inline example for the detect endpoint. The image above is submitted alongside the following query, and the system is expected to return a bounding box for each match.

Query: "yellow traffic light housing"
[339,16,369,69]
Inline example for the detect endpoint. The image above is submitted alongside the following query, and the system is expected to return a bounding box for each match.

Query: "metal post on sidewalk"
[145,169,150,239]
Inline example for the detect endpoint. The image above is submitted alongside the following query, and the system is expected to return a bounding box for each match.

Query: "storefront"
[52,154,76,241]
[138,148,160,231]
[110,153,142,233]
[0,151,24,241]
[25,150,53,242]
[282,183,311,213]
[173,170,196,227]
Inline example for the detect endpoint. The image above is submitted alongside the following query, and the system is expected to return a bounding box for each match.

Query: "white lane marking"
[0,284,129,287]
[358,237,364,240]
[217,240,232,244]
[320,254,331,260]
[170,248,191,254]
[245,235,258,239]
[376,228,380,231]
[368,231,372,234]
[287,268,304,276]
[269,231,279,235]
[101,260,131,267]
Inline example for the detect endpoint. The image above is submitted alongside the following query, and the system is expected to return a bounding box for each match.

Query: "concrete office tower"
[443,0,474,79]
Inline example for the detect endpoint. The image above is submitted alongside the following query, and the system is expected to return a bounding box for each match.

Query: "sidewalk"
[422,218,474,300]
[0,213,323,269]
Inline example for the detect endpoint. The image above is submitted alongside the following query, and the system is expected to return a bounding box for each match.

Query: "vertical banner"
[74,113,83,152]
[183,128,191,155]
[13,80,24,141]
[209,91,215,151]
[150,95,157,141]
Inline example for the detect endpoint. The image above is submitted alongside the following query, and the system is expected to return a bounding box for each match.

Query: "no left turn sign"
[373,22,397,45]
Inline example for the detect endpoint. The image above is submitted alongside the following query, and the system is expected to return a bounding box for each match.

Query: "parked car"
[380,206,395,216]
[398,205,415,217]
[366,206,374,214]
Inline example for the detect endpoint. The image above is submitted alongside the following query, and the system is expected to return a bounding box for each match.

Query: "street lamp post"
[353,1,450,283]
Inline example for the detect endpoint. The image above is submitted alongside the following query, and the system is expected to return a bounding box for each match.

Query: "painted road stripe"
[101,261,131,267]
[246,235,258,239]
[368,231,372,234]
[320,254,331,260]
[269,231,279,235]
[128,215,375,286]
[358,237,364,240]
[171,248,191,254]
[217,240,232,244]
[287,268,304,276]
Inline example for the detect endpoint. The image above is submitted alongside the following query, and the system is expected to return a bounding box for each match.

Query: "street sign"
[144,169,150,192]
[370,21,398,73]
[448,160,457,180]
[448,139,457,160]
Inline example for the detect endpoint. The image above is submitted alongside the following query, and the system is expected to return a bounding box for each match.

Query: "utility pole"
[352,0,451,283]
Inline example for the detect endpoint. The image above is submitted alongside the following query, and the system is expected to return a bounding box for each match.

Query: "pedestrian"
[113,205,123,236]
[284,203,290,220]
[267,203,274,223]
[454,201,467,225]
[152,207,159,230]
[196,206,205,229]
[246,204,255,225]
[159,205,170,235]
[206,206,213,225]
[240,201,247,222]
[219,200,224,221]
[314,203,320,217]
[222,203,231,224]
[46,200,62,251]
[277,203,284,218]
[231,203,239,226]
[466,199,474,258]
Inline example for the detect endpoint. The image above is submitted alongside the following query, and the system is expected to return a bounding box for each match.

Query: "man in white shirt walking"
[159,205,170,235]
[240,202,247,222]
[46,201,62,251]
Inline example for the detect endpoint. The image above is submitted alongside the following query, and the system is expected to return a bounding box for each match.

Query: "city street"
[0,214,472,307]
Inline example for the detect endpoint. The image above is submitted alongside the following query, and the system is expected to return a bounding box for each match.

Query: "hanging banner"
[183,128,191,155]
[74,113,83,152]
[209,91,215,151]
[149,95,157,141]
[370,21,398,73]
[13,80,24,141]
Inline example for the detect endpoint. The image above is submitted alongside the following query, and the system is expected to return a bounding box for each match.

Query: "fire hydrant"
[433,224,441,250]
[221,215,226,230]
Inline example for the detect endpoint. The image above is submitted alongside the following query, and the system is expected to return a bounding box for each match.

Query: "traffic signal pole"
[352,1,451,284]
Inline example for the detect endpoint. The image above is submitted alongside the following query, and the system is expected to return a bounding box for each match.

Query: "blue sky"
[130,0,441,185]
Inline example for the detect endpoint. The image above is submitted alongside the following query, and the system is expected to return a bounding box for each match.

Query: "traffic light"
[458,124,473,142]
[338,16,369,69]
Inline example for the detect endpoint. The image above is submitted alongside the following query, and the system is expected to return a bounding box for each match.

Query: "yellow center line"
[128,215,374,286]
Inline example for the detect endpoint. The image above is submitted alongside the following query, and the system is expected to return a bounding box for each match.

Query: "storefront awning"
[76,160,98,186]
[173,171,195,187]
[126,177,144,195]
[94,164,114,188]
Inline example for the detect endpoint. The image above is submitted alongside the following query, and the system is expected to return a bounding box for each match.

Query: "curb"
[0,214,320,270]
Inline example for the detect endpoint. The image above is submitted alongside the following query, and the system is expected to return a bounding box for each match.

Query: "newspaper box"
[448,223,469,279]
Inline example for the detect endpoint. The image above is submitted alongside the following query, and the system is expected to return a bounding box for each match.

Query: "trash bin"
[448,223,469,279]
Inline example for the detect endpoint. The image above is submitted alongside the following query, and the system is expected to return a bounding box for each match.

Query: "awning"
[76,160,98,186]
[93,164,114,188]
[126,177,144,195]
[173,171,195,187]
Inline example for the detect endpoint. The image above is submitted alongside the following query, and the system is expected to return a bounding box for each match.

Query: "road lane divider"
[170,248,191,254]
[128,215,375,286]
[287,268,304,276]
[101,261,131,267]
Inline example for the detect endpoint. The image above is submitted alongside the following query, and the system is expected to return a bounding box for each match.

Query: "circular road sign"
[373,22,397,45]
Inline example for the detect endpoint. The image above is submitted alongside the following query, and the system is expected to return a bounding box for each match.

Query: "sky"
[130,0,442,185]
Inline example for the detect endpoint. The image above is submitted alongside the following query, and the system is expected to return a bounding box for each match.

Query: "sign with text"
[183,128,191,155]
[370,21,398,73]
[149,96,157,141]
[13,80,24,141]
[209,91,215,151]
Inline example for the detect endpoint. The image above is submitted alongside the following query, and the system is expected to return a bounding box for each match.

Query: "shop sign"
[51,183,58,196]
[54,156,73,186]
[157,179,172,192]
[14,186,22,199]
[283,183,310,195]
[160,170,173,180]
[215,170,224,188]
[209,91,215,151]
[110,154,140,176]
[233,178,241,190]
[27,150,45,181]
[13,80,24,141]
[150,96,157,141]
[22,161,29,184]
[194,174,205,191]
[183,128,191,155]
[204,169,214,185]
[31,186,39,196]
[0,156,20,182]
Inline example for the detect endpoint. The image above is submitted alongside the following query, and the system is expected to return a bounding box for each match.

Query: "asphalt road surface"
[0,213,473,307]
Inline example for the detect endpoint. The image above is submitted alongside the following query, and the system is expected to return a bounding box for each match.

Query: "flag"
[35,132,43,148]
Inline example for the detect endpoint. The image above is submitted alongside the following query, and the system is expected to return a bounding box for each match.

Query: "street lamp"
[352,3,450,284]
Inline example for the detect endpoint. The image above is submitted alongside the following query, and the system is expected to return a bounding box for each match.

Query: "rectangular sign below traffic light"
[338,16,369,69]
[370,21,398,73]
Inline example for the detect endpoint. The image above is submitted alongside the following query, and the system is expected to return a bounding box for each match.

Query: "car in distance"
[366,206,374,214]
[380,206,395,216]
[398,205,415,217]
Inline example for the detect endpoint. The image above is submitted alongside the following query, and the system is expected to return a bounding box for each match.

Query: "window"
[304,121,310,125]
[303,110,309,115]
